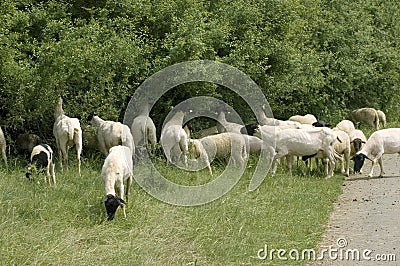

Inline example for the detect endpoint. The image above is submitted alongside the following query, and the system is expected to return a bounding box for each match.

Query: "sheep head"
[103,194,126,221]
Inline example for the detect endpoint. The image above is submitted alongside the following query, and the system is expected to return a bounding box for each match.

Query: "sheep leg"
[50,162,56,185]
[1,144,7,167]
[76,144,82,176]
[378,157,384,177]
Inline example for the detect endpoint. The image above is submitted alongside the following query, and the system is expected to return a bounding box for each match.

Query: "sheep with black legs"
[353,128,400,178]
[0,126,7,167]
[349,107,380,130]
[160,111,189,166]
[101,145,133,221]
[53,97,82,175]
[26,144,56,185]
[89,114,135,157]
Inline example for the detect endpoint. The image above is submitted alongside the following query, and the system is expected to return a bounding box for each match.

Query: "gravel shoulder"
[312,154,400,265]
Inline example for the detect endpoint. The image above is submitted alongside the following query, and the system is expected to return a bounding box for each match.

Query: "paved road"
[313,154,400,265]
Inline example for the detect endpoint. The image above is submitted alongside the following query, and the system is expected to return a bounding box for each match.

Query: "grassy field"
[0,154,343,265]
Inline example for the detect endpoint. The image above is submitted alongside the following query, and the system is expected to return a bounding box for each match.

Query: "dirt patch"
[312,154,400,265]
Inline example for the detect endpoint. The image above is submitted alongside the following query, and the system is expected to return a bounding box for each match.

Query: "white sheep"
[348,129,367,156]
[0,126,7,167]
[216,111,243,134]
[160,111,188,166]
[288,114,317,125]
[349,107,380,130]
[377,110,386,128]
[131,115,157,151]
[353,128,400,177]
[187,139,213,175]
[89,114,135,157]
[261,127,339,179]
[26,144,56,184]
[196,132,247,168]
[332,128,351,177]
[101,145,133,221]
[53,97,82,175]
[336,120,355,134]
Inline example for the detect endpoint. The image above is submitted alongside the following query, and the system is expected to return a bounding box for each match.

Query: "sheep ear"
[362,141,366,144]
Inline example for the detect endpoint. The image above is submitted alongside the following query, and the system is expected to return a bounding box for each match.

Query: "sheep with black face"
[101,145,133,221]
[353,128,400,177]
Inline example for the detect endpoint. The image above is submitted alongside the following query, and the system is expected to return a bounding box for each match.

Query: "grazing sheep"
[353,128,400,178]
[197,132,247,168]
[160,111,188,166]
[377,110,386,128]
[349,107,380,130]
[131,115,157,151]
[89,114,135,157]
[101,145,133,221]
[240,122,259,136]
[0,126,7,167]
[16,133,42,157]
[348,129,367,156]
[289,114,317,125]
[336,120,355,134]
[187,139,213,175]
[53,97,82,175]
[261,127,339,179]
[26,144,56,184]
[332,128,351,177]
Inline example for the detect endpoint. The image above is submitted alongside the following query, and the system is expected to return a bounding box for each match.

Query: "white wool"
[160,111,188,165]
[131,115,157,148]
[90,115,135,157]
[288,114,318,125]
[260,126,338,179]
[336,120,355,134]
[332,128,351,177]
[0,126,7,167]
[356,128,400,177]
[53,97,82,175]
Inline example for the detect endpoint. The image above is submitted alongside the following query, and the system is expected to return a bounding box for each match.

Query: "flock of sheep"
[0,97,398,220]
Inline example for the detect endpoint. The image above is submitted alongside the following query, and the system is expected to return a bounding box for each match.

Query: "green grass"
[0,155,343,265]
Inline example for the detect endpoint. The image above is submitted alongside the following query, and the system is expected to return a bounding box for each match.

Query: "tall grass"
[0,155,343,265]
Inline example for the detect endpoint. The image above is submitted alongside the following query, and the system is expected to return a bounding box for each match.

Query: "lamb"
[348,129,367,156]
[288,114,317,125]
[101,145,133,221]
[349,107,380,130]
[196,132,247,169]
[89,114,135,157]
[16,133,42,157]
[353,128,400,178]
[187,139,213,175]
[332,128,351,177]
[0,126,8,167]
[160,111,188,166]
[261,127,339,179]
[377,110,386,128]
[53,97,82,175]
[25,144,56,184]
[336,120,355,134]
